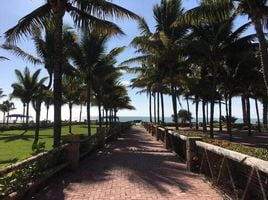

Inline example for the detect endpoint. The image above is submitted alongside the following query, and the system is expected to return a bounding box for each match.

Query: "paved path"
[31,126,223,200]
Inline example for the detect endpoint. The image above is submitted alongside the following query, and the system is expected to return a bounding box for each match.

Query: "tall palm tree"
[70,29,109,135]
[11,67,47,131]
[43,89,53,122]
[5,0,139,147]
[62,75,81,133]
[175,0,268,93]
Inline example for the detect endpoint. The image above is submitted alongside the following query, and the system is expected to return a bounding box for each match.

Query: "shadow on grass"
[0,158,18,165]
[0,131,53,143]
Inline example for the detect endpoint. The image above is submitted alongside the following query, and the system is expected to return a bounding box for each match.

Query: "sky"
[0,0,262,121]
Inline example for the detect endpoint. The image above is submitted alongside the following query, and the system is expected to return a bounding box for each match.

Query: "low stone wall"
[0,122,132,199]
[143,122,268,200]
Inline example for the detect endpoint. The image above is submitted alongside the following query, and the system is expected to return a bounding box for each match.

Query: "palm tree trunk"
[206,102,209,124]
[52,7,64,147]
[34,101,41,143]
[219,100,222,132]
[195,96,199,130]
[69,103,72,133]
[255,98,261,133]
[225,95,229,118]
[23,103,25,123]
[171,84,178,130]
[86,82,91,136]
[254,19,268,93]
[26,102,29,131]
[157,91,160,124]
[263,99,268,128]
[160,92,165,125]
[202,100,207,132]
[228,95,232,141]
[209,69,217,138]
[241,95,247,124]
[46,105,49,122]
[149,90,152,123]
[246,96,252,136]
[153,93,156,124]
[6,111,9,125]
[98,103,102,128]
[105,109,108,129]
[79,104,82,122]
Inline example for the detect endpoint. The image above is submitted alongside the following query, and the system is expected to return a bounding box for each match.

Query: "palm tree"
[5,0,139,147]
[175,0,268,93]
[62,75,81,133]
[70,29,126,133]
[0,100,15,125]
[11,67,47,131]
[43,89,53,122]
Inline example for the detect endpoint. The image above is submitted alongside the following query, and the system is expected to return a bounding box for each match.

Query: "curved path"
[31,126,223,200]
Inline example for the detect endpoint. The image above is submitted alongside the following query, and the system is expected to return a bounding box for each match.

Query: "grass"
[0,125,97,168]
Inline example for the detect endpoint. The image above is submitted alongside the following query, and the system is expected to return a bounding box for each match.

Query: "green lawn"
[0,125,97,168]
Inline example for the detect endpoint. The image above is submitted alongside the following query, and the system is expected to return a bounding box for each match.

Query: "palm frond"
[4,4,51,44]
[74,0,140,20]
[2,44,42,65]
[69,5,125,36]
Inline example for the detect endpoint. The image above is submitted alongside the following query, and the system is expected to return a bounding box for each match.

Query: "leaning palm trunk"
[254,19,268,94]
[160,92,165,125]
[255,98,261,133]
[52,6,64,147]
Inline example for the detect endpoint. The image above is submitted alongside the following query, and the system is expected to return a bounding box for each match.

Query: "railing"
[0,122,131,199]
[143,122,268,200]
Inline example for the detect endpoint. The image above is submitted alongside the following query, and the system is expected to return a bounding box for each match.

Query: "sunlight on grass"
[0,125,97,168]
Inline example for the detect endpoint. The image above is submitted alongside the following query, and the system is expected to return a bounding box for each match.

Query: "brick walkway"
[31,126,223,200]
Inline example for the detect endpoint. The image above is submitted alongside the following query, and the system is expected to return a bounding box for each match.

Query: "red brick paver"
[31,126,223,200]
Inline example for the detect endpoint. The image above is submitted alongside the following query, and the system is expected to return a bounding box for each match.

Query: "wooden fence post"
[164,128,170,149]
[97,127,105,148]
[186,137,202,172]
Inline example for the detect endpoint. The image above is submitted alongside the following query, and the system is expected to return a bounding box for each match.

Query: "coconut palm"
[5,0,139,147]
[175,0,268,93]
[0,100,15,125]
[62,75,81,133]
[11,67,47,131]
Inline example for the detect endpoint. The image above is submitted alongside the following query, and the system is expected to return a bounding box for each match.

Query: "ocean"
[115,116,260,124]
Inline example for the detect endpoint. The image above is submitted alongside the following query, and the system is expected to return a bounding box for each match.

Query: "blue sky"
[0,0,261,121]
